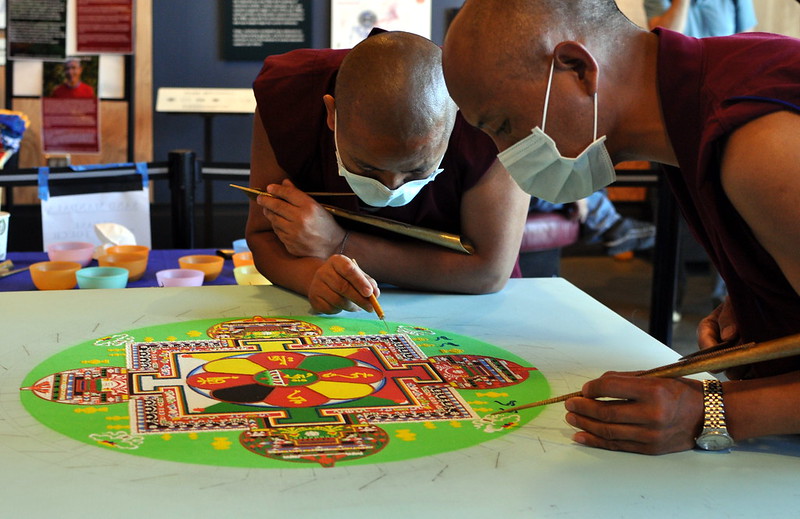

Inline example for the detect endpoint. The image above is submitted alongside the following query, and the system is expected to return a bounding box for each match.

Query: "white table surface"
[1,279,798,518]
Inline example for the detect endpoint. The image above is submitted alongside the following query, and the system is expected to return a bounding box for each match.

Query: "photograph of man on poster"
[45,57,98,99]
[41,55,100,154]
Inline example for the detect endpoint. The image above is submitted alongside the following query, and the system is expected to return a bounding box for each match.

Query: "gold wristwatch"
[695,379,734,451]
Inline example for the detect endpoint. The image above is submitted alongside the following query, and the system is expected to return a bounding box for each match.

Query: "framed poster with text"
[41,56,100,154]
[7,0,67,60]
[221,0,312,61]
[76,0,134,54]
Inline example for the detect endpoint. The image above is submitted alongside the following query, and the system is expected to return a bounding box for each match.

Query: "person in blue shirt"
[530,192,655,256]
[644,0,757,37]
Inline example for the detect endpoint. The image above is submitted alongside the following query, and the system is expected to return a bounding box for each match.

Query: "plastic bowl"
[232,251,254,268]
[76,266,128,289]
[30,261,81,290]
[232,238,250,254]
[105,244,150,258]
[233,265,272,286]
[46,241,95,267]
[156,268,204,287]
[99,252,148,282]
[178,254,224,282]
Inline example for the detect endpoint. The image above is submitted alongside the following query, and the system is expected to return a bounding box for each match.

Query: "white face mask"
[334,113,444,208]
[497,59,616,204]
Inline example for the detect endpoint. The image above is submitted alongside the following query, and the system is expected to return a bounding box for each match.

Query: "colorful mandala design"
[187,351,386,407]
[20,316,550,468]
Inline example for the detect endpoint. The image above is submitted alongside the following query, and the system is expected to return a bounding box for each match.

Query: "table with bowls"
[0,248,263,292]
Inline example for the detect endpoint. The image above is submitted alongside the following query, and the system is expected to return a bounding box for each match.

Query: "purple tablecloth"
[0,249,237,292]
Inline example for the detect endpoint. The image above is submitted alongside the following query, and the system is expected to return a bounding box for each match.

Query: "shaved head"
[335,31,456,142]
[444,0,632,85]
[442,0,653,164]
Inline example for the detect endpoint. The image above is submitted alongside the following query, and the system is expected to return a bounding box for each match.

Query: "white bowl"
[156,268,204,287]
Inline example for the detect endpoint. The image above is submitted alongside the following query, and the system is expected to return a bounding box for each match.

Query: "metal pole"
[168,149,197,248]
[649,174,680,346]
[202,115,214,247]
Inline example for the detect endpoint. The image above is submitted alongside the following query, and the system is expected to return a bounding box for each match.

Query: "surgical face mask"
[497,59,616,204]
[334,113,444,207]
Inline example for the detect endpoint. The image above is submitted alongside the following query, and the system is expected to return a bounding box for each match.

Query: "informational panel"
[41,56,100,154]
[155,87,256,114]
[330,0,432,49]
[7,0,67,59]
[221,0,312,61]
[76,0,134,54]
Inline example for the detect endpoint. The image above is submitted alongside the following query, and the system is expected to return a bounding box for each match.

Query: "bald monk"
[443,0,800,454]
[247,30,528,315]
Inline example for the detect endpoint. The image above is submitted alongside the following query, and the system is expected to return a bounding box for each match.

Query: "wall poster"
[76,0,134,54]
[330,0,432,49]
[221,0,312,61]
[7,0,67,60]
[41,56,100,154]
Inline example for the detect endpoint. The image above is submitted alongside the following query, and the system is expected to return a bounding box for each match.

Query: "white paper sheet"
[40,187,151,250]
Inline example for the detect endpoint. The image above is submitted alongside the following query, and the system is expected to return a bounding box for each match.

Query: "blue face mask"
[334,113,444,208]
[497,59,616,204]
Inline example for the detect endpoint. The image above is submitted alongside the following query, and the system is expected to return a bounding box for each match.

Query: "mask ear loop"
[592,72,599,140]
[541,59,555,133]
[333,111,351,177]
[333,111,341,158]
[542,58,600,141]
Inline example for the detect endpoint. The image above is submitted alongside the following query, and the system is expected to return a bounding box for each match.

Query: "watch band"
[695,379,734,451]
[702,379,727,430]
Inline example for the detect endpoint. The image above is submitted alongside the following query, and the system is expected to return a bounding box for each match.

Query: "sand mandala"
[20,316,549,468]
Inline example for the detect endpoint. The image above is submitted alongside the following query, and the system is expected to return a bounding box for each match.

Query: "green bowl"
[76,266,128,289]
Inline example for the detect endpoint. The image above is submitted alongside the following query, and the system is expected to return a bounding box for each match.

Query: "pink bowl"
[46,241,95,267]
[156,268,204,287]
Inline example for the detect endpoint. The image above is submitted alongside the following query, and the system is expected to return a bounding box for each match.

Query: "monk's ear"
[552,41,599,96]
[323,94,336,131]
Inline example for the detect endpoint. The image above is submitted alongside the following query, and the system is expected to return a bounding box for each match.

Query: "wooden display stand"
[1,0,153,205]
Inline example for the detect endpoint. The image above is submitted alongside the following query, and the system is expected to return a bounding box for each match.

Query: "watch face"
[697,430,734,451]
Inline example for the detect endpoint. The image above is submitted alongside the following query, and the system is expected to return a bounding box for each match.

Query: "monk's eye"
[495,119,510,136]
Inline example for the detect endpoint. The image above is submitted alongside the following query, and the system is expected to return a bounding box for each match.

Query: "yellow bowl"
[106,244,150,258]
[233,265,272,285]
[178,254,224,282]
[99,252,148,282]
[232,251,254,268]
[30,261,81,290]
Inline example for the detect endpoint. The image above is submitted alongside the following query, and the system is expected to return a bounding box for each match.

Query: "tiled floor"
[559,255,718,357]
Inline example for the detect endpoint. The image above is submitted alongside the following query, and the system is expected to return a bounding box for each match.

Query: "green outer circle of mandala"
[20,316,550,469]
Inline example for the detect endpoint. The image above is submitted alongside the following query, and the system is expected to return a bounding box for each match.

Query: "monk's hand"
[259,179,345,258]
[697,296,738,350]
[564,373,704,455]
[697,297,747,377]
[307,254,380,315]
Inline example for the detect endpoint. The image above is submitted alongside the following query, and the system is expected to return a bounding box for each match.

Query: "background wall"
[152,0,464,171]
[151,0,798,170]
[150,0,463,241]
